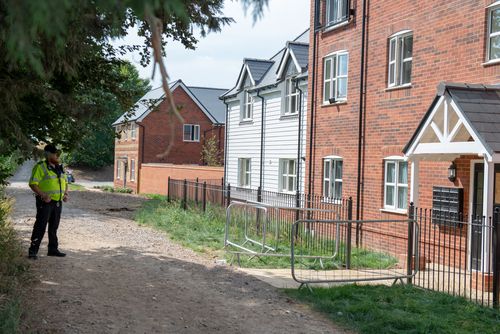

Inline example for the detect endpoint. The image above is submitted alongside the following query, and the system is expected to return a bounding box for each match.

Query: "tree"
[0,0,268,183]
[65,62,150,169]
[201,136,223,167]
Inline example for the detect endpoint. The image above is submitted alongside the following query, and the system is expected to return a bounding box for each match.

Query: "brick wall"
[139,163,224,195]
[114,129,141,193]
[306,0,500,221]
[141,87,224,165]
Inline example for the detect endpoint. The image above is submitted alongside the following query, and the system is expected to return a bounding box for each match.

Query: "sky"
[113,0,310,90]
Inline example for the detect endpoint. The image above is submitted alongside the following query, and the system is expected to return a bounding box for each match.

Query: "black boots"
[28,249,38,260]
[47,249,66,257]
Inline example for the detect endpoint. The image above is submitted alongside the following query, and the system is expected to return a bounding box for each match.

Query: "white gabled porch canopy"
[403,82,500,217]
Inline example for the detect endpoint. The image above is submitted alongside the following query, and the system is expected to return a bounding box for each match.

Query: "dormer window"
[242,91,253,121]
[326,0,350,27]
[284,77,299,115]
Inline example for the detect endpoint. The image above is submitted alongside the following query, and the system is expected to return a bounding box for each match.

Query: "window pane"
[324,161,331,178]
[403,35,413,59]
[289,160,295,175]
[338,54,348,76]
[386,186,395,206]
[402,60,412,84]
[331,0,337,22]
[491,8,500,34]
[490,35,500,60]
[324,59,332,80]
[389,63,395,85]
[335,160,343,179]
[288,177,295,191]
[335,181,342,198]
[389,38,396,61]
[337,78,347,98]
[386,163,396,183]
[281,161,287,175]
[324,181,330,197]
[324,81,331,101]
[183,125,191,141]
[398,186,408,210]
[291,95,297,113]
[398,162,408,184]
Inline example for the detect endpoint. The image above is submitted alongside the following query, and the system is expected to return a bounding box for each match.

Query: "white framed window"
[130,159,136,181]
[116,160,122,180]
[323,52,348,104]
[326,0,349,26]
[488,4,500,61]
[323,157,343,199]
[183,124,200,142]
[123,124,129,141]
[384,159,408,211]
[242,91,253,121]
[238,158,251,187]
[130,123,137,140]
[388,31,413,87]
[279,159,297,193]
[284,77,299,115]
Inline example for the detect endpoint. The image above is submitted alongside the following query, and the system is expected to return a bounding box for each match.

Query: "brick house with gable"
[112,80,227,193]
[307,0,500,271]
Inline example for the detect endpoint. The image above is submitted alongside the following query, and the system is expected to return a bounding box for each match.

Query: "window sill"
[380,208,408,215]
[322,19,351,34]
[482,58,500,67]
[385,84,412,92]
[183,140,200,143]
[280,113,299,120]
[321,100,347,108]
[239,120,254,125]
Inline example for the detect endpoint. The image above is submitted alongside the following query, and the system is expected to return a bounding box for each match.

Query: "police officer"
[28,144,69,259]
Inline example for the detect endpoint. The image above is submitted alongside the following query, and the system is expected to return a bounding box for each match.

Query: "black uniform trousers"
[29,197,62,254]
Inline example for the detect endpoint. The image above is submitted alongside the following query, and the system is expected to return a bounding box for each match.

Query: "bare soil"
[8,187,347,334]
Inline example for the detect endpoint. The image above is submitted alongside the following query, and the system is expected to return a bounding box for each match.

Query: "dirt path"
[8,186,346,334]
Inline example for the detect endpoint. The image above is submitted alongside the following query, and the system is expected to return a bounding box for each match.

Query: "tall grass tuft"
[0,191,29,333]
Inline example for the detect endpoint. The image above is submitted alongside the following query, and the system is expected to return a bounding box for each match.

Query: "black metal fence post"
[346,197,353,269]
[167,176,171,202]
[195,177,199,206]
[493,207,500,308]
[407,202,415,285]
[226,183,231,207]
[202,181,207,212]
[182,179,187,210]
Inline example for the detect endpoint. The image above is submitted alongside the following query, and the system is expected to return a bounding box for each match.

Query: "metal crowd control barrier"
[224,200,345,265]
[291,219,420,288]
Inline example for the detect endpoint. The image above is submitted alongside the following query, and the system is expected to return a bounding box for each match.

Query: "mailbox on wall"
[432,186,463,227]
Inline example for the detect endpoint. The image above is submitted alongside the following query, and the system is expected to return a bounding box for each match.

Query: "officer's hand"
[42,193,51,203]
[63,193,69,202]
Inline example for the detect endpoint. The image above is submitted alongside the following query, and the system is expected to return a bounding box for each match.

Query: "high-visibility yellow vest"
[29,160,68,201]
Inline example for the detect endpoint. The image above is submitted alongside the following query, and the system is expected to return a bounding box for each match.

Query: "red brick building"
[307,0,500,269]
[113,80,227,193]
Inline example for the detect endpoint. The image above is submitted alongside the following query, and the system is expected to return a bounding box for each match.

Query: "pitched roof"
[403,82,500,154]
[113,80,228,126]
[221,28,310,99]
[445,83,500,152]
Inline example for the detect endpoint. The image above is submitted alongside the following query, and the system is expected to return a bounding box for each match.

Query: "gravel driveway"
[8,187,346,334]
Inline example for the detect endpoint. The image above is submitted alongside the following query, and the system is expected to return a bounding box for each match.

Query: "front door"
[470,163,484,270]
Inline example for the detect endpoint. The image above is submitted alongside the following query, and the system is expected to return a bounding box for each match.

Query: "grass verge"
[0,191,29,333]
[68,183,85,191]
[285,284,500,334]
[135,199,397,269]
[94,185,133,193]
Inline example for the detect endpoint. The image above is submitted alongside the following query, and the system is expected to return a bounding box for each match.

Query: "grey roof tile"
[188,86,228,123]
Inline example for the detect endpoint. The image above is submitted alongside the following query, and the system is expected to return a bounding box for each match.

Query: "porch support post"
[483,158,494,271]
[410,160,420,208]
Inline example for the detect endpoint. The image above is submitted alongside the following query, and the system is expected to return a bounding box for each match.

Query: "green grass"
[94,185,133,193]
[285,284,500,334]
[68,183,85,191]
[0,192,29,333]
[135,199,398,269]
